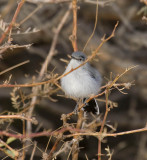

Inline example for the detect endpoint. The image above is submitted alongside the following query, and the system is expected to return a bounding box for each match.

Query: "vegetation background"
[0,0,147,160]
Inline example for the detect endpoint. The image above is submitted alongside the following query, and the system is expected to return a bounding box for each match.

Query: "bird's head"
[71,51,87,62]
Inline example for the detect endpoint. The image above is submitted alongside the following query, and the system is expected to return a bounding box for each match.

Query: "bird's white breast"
[61,59,101,98]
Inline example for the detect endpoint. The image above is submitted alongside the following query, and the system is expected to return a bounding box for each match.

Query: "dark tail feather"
[83,98,99,115]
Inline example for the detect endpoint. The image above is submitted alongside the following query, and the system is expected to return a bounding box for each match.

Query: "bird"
[61,51,102,115]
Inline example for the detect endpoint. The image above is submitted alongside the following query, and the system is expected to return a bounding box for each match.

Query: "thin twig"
[0,139,19,157]
[72,109,84,160]
[83,0,99,51]
[18,4,43,26]
[22,120,26,160]
[98,88,109,160]
[67,144,73,160]
[65,127,147,138]
[30,141,37,160]
[70,0,78,51]
[45,135,52,153]
[26,0,113,6]
[39,3,72,77]
[0,60,30,75]
[0,0,26,44]
[0,126,147,139]
[48,138,62,160]
[0,115,37,124]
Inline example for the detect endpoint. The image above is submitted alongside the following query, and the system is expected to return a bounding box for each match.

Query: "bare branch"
[0,0,26,44]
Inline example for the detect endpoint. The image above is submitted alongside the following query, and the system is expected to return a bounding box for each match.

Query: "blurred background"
[0,0,147,159]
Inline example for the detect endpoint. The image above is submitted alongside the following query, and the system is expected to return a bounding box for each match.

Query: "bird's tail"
[82,98,100,115]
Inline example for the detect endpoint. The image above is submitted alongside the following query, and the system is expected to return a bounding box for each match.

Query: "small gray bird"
[61,51,102,114]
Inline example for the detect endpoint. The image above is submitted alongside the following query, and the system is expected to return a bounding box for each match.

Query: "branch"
[70,0,78,51]
[98,88,109,160]
[0,139,19,158]
[65,126,147,138]
[72,109,84,160]
[39,3,72,77]
[83,0,99,51]
[0,60,30,76]
[0,115,38,124]
[47,137,62,160]
[0,126,147,139]
[0,0,26,44]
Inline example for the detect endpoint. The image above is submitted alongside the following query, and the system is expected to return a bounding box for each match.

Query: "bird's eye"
[79,56,85,61]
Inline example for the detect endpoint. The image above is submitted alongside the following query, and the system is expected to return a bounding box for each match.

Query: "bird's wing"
[86,64,102,83]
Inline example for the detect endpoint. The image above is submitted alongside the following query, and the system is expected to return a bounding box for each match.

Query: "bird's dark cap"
[71,51,87,61]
